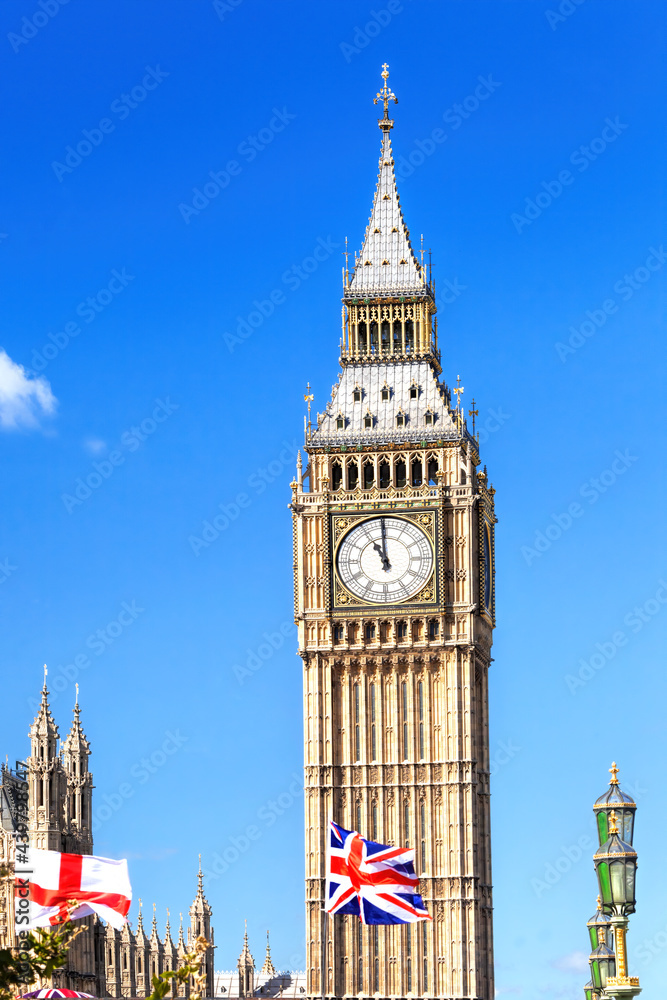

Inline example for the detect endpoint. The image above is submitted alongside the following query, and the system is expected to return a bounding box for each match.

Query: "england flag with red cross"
[16,848,132,929]
[326,820,430,924]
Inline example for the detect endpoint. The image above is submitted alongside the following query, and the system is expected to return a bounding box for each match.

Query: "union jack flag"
[326,820,430,924]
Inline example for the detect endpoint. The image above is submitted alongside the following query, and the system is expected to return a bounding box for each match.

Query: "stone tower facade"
[291,69,497,1000]
[0,679,215,997]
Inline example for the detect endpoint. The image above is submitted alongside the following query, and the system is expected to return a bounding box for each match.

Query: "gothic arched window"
[363,460,374,488]
[395,460,406,487]
[379,461,390,489]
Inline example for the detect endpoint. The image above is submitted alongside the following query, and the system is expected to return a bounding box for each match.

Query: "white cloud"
[0,349,57,430]
[84,437,107,455]
[551,950,588,974]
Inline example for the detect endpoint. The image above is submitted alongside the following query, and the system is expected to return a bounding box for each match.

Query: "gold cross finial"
[609,762,619,785]
[608,810,619,835]
[374,63,397,130]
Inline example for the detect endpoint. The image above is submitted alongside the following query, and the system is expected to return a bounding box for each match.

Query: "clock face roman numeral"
[336,516,433,604]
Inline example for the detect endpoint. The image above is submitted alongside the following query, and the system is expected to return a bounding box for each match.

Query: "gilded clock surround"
[292,67,497,1000]
[332,510,438,610]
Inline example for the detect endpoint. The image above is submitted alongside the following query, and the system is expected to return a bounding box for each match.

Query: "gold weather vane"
[453,376,465,411]
[453,376,465,434]
[468,398,479,436]
[304,383,314,440]
[374,63,397,129]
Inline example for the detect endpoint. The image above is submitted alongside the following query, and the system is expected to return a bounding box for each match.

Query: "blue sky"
[0,0,665,994]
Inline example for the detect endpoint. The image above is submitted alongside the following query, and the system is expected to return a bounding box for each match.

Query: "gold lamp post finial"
[610,761,620,785]
[374,63,398,130]
[608,809,619,835]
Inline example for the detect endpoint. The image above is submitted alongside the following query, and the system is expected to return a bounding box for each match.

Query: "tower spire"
[260,929,276,977]
[346,65,430,305]
[30,665,59,755]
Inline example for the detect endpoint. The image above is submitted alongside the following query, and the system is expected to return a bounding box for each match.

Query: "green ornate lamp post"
[586,897,615,999]
[591,764,641,1000]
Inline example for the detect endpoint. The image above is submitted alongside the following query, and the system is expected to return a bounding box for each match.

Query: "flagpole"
[320,907,329,1000]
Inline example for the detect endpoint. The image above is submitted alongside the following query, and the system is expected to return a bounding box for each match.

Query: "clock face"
[336,516,433,604]
[483,525,492,611]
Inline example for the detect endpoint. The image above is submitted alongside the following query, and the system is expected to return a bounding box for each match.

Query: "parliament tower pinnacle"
[292,66,496,1000]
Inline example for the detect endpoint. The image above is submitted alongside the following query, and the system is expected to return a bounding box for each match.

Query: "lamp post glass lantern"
[594,810,637,917]
[590,940,616,993]
[594,763,636,847]
[588,897,613,950]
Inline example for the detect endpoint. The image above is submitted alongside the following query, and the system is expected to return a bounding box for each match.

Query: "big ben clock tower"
[291,67,496,1000]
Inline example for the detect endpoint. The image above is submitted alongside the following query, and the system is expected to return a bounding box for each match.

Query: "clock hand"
[380,518,391,570]
[372,541,389,570]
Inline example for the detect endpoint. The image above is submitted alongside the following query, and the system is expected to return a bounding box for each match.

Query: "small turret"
[163,909,178,997]
[27,666,65,850]
[149,903,164,983]
[61,685,93,854]
[134,900,151,996]
[189,856,214,997]
[237,921,255,998]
